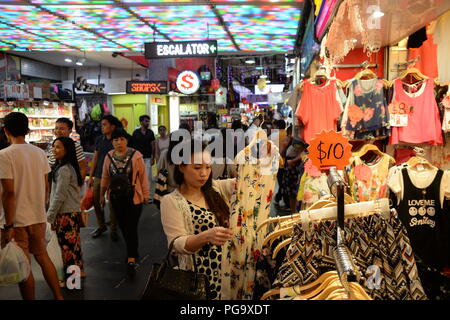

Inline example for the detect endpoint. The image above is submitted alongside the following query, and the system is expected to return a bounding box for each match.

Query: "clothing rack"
[327,167,357,283]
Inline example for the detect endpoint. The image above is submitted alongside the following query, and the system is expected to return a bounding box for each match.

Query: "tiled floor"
[0,203,167,300]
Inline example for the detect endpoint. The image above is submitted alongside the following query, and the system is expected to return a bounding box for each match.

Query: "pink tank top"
[296,79,342,144]
[389,78,443,145]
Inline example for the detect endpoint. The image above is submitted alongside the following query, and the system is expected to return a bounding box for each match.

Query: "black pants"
[111,195,143,259]
[275,169,289,205]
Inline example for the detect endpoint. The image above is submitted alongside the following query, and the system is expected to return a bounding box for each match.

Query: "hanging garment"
[295,80,342,144]
[434,10,450,83]
[442,95,450,133]
[408,31,439,79]
[221,142,280,300]
[389,78,443,145]
[407,27,428,48]
[342,79,390,140]
[274,212,428,300]
[395,168,450,269]
[346,154,391,202]
[297,172,330,208]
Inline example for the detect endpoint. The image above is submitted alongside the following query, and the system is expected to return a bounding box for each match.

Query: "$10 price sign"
[307,130,353,171]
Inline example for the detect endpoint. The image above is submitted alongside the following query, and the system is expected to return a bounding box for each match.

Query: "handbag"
[141,237,211,300]
[153,168,170,210]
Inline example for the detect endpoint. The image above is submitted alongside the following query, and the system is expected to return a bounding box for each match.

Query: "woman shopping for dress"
[47,136,85,279]
[160,139,234,300]
[100,128,149,275]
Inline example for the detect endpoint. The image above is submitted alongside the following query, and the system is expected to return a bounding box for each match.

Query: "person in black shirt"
[89,115,121,240]
[131,115,155,202]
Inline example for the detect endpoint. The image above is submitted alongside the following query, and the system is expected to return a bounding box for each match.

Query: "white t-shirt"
[0,144,51,227]
[387,165,450,209]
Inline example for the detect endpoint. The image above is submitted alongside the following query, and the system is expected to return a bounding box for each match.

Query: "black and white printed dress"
[187,200,222,300]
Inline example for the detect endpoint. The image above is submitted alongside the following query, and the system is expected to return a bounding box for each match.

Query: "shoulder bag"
[140,237,211,300]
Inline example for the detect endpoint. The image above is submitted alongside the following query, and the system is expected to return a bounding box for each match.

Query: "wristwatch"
[3,224,13,231]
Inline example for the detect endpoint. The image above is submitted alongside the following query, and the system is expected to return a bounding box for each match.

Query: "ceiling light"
[265,80,271,83]
[372,11,384,18]
[255,66,264,70]
[245,58,255,64]
[76,61,83,66]
[64,58,72,63]
[260,74,268,79]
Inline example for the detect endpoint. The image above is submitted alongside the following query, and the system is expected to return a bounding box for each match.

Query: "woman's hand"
[204,227,233,246]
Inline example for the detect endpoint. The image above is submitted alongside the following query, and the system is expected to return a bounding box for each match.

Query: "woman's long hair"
[173,139,230,227]
[52,137,83,187]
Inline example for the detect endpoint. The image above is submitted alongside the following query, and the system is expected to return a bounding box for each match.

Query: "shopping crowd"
[0,110,303,300]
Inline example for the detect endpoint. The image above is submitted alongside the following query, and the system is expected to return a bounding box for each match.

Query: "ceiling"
[0,0,304,54]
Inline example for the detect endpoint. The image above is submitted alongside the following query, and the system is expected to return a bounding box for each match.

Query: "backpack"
[107,150,136,198]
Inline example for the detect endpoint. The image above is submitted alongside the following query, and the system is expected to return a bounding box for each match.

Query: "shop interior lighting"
[0,3,301,52]
[75,61,83,66]
[245,58,256,64]
[260,74,268,78]
[372,10,385,18]
[64,58,72,63]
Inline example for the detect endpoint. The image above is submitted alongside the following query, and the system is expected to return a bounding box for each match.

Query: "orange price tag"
[307,130,353,171]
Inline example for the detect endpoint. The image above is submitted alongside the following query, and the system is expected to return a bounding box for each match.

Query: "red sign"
[126,81,168,94]
[307,130,352,171]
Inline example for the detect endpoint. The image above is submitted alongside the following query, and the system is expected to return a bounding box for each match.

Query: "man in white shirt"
[0,112,63,300]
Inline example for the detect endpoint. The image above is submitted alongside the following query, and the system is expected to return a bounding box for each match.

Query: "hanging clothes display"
[434,10,450,83]
[295,79,343,144]
[221,140,280,300]
[388,162,450,267]
[341,78,390,140]
[408,24,439,79]
[346,153,391,202]
[389,78,443,145]
[297,160,330,208]
[274,212,428,300]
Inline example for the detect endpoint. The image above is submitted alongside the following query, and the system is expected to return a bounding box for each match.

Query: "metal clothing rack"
[327,167,358,285]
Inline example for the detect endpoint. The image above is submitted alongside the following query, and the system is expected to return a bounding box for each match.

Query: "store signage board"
[176,71,200,95]
[145,40,218,59]
[307,130,352,171]
[126,81,168,94]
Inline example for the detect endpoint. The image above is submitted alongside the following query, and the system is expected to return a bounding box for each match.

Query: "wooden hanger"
[353,143,395,165]
[262,198,390,248]
[406,156,437,171]
[399,67,428,84]
[355,68,378,80]
[272,238,292,259]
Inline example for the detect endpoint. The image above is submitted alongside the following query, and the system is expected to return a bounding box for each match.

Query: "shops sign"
[126,81,168,94]
[176,71,200,95]
[145,40,218,59]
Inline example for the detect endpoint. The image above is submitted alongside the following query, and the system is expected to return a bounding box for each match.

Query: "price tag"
[390,114,408,127]
[307,130,353,171]
[388,100,413,127]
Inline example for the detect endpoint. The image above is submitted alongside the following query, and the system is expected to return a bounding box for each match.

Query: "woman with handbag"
[100,128,150,275]
[47,136,85,280]
[160,139,234,300]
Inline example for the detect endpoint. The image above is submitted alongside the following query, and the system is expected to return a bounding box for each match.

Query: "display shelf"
[29,126,54,130]
[0,115,65,119]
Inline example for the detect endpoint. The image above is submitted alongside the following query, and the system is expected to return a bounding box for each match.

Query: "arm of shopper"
[46,166,71,224]
[100,154,111,206]
[151,140,156,165]
[1,179,15,242]
[155,139,160,164]
[139,155,150,202]
[45,173,50,206]
[89,151,99,186]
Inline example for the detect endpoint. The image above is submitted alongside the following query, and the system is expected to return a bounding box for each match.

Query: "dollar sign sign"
[181,74,194,90]
[317,141,327,164]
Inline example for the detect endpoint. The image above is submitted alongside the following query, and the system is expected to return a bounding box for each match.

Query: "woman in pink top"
[389,78,443,145]
[100,128,150,275]
[296,79,342,143]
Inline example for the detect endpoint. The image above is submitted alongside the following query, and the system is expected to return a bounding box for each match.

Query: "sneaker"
[110,231,119,242]
[91,226,107,238]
